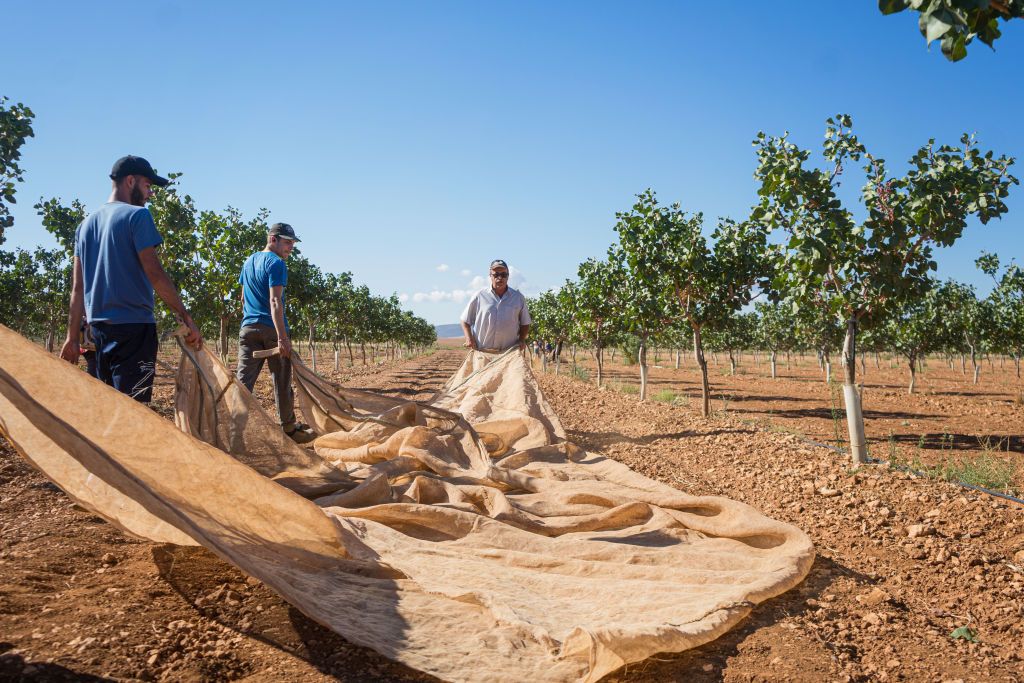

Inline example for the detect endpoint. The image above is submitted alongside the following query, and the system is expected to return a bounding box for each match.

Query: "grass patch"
[652,389,677,403]
[890,450,1019,495]
[613,382,639,395]
[570,365,590,383]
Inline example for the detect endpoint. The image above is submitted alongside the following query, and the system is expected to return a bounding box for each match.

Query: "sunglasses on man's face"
[490,271,509,278]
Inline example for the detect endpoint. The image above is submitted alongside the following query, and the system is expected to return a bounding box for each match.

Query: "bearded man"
[60,155,201,402]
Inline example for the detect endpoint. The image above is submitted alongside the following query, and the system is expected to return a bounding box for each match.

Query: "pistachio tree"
[574,257,620,386]
[606,239,674,401]
[323,271,356,369]
[977,252,1024,377]
[33,198,83,351]
[529,288,574,374]
[880,0,1022,61]
[615,190,766,412]
[928,279,990,382]
[886,281,945,394]
[191,207,268,357]
[753,114,1016,463]
[754,302,793,379]
[0,97,35,245]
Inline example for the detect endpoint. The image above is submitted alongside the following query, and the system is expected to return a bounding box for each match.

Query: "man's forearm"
[270,299,289,341]
[64,258,85,341]
[461,322,473,343]
[65,288,85,341]
[518,324,531,343]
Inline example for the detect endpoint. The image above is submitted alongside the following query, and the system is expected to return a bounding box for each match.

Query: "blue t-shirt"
[74,202,164,324]
[240,251,289,331]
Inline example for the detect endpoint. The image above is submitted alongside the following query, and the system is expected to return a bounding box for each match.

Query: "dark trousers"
[90,322,158,403]
[84,351,98,378]
[236,323,296,429]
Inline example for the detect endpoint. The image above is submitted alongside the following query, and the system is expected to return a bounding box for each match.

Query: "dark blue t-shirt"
[240,251,289,331]
[74,202,164,324]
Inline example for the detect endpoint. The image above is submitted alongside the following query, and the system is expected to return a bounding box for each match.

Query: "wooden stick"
[253,347,280,359]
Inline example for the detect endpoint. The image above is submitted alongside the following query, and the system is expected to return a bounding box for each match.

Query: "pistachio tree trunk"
[219,314,230,362]
[674,348,681,370]
[841,318,867,464]
[770,349,777,379]
[638,340,649,401]
[308,322,317,373]
[908,353,917,394]
[693,326,711,418]
[728,350,737,376]
[596,346,604,387]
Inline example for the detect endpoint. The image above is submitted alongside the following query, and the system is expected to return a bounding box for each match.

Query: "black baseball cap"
[269,222,301,242]
[109,155,169,187]
[490,259,508,270]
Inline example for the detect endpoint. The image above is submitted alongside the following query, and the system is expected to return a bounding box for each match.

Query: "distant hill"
[434,323,463,339]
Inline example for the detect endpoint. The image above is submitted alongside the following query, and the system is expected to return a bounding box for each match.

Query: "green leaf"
[878,0,909,14]
[950,626,979,642]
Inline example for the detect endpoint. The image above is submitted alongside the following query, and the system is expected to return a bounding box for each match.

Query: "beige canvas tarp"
[0,325,815,682]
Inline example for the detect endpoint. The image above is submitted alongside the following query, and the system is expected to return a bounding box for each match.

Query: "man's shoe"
[285,423,317,444]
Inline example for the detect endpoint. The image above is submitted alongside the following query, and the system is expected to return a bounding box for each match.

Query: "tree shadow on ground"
[567,428,758,450]
[738,406,939,421]
[0,645,112,682]
[608,555,872,681]
[886,432,1023,454]
[710,393,808,404]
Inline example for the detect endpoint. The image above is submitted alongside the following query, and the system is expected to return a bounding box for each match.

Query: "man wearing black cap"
[460,259,531,352]
[60,156,202,403]
[235,222,314,443]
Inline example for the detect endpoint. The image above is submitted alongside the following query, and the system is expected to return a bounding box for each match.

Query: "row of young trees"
[530,114,1018,464]
[0,99,436,367]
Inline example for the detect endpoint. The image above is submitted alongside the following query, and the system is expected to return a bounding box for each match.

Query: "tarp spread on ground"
[0,324,815,682]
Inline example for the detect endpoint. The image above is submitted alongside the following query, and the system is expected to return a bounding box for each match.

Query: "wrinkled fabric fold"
[0,327,814,682]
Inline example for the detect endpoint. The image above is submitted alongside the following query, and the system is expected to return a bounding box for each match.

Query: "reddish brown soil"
[552,349,1024,488]
[2,347,1022,682]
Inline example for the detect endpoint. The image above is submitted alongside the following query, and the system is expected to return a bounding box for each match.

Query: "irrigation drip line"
[793,434,1024,507]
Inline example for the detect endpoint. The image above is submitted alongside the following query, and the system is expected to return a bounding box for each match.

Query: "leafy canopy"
[880,0,1023,61]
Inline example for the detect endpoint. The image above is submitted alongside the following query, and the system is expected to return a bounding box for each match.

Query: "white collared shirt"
[460,286,532,351]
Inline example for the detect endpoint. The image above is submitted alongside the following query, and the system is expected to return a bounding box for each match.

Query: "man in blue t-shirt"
[236,222,314,443]
[60,156,202,402]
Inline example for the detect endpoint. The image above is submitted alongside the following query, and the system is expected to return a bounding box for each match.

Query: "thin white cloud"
[411,289,473,304]
[405,267,533,304]
[460,269,471,276]
[436,263,449,272]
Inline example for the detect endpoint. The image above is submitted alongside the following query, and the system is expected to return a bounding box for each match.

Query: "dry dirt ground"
[548,347,1024,490]
[2,345,1023,682]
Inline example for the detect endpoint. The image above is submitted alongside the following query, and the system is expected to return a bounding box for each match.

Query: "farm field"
[538,348,1024,492]
[2,347,1023,681]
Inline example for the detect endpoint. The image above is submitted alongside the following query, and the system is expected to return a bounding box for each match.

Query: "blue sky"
[5,1,1022,324]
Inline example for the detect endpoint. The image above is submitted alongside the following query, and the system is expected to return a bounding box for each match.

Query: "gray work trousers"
[236,323,296,430]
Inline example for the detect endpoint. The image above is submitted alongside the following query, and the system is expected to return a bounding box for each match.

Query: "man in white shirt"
[460,259,531,352]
